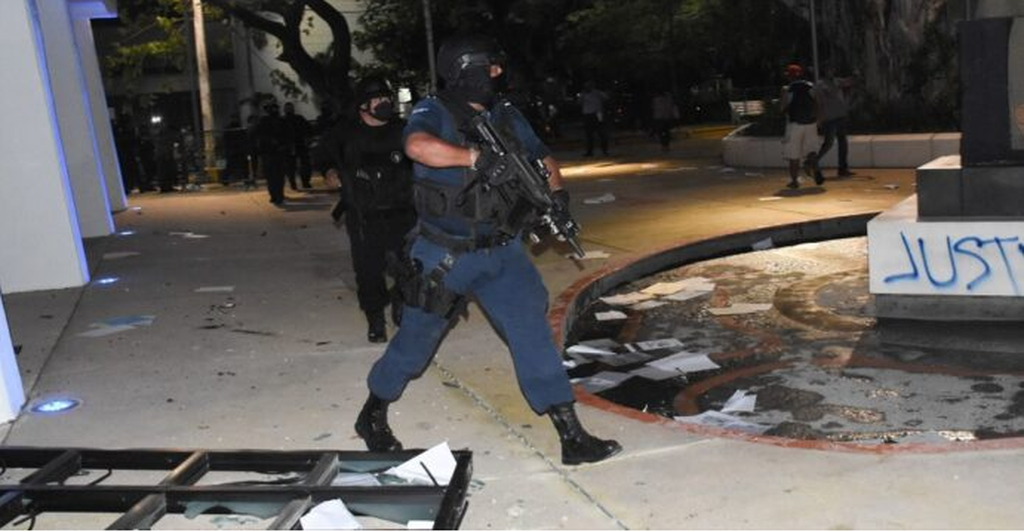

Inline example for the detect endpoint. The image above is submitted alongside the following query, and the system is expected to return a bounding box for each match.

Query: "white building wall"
[37,0,115,238]
[0,0,89,292]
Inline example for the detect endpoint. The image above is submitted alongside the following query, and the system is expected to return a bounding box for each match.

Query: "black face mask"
[368,100,395,122]
[452,66,496,107]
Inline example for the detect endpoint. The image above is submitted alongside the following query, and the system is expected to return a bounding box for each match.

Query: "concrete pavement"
[5,135,1024,529]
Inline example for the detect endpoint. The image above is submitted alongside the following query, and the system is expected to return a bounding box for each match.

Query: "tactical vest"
[340,120,414,215]
[411,98,540,241]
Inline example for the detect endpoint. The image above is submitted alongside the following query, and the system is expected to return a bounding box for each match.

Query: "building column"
[71,16,127,212]
[0,295,26,423]
[38,0,114,238]
[0,0,90,293]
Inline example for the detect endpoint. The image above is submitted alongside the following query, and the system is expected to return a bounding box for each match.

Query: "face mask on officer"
[363,97,395,122]
[454,65,497,107]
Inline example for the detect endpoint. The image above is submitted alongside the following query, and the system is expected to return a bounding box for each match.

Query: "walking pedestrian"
[254,102,289,205]
[354,34,622,466]
[814,68,855,178]
[579,81,610,157]
[780,63,823,188]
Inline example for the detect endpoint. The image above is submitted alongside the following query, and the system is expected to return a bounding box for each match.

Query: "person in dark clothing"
[221,115,248,186]
[254,102,289,205]
[283,102,313,190]
[353,34,622,467]
[318,78,417,343]
[113,115,142,193]
[780,63,823,188]
[154,123,180,193]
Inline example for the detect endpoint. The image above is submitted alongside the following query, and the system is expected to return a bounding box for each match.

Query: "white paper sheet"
[77,324,138,338]
[331,472,381,487]
[758,196,783,202]
[707,303,773,316]
[573,250,611,260]
[579,338,622,350]
[630,300,666,311]
[598,351,654,367]
[663,290,711,302]
[634,338,684,351]
[407,521,435,530]
[628,365,683,381]
[566,344,616,357]
[673,410,769,434]
[385,442,457,486]
[300,499,361,530]
[583,193,616,204]
[599,292,654,306]
[594,310,627,321]
[641,280,698,296]
[571,371,631,393]
[721,389,757,413]
[647,351,720,373]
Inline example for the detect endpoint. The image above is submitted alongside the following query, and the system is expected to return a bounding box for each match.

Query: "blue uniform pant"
[367,236,575,414]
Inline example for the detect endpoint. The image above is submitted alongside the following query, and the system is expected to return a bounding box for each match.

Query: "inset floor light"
[30,396,81,415]
[95,277,119,285]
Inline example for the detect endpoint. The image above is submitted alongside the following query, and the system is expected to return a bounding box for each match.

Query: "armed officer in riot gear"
[354,34,622,466]
[320,77,417,343]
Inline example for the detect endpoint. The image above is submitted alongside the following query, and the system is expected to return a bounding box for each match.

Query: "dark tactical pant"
[367,236,575,414]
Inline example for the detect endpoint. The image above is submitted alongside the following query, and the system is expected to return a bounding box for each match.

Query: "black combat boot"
[547,402,622,465]
[367,310,387,343]
[355,393,403,452]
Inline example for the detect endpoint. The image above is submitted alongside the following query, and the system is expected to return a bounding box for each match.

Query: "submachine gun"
[470,115,586,259]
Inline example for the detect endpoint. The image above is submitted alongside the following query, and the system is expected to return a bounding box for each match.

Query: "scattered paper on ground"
[103,251,140,260]
[758,196,783,202]
[562,359,579,369]
[170,231,210,239]
[595,310,627,321]
[78,324,137,338]
[195,286,235,293]
[574,250,611,260]
[583,193,616,205]
[331,472,381,487]
[641,280,701,296]
[634,338,684,351]
[751,237,774,251]
[647,351,720,373]
[719,167,736,173]
[745,172,764,177]
[884,183,900,190]
[385,442,456,486]
[566,344,616,357]
[628,365,683,381]
[721,389,757,413]
[571,371,631,393]
[598,351,654,367]
[300,499,361,530]
[674,410,769,434]
[630,300,666,311]
[664,290,711,302]
[707,303,773,316]
[600,292,654,306]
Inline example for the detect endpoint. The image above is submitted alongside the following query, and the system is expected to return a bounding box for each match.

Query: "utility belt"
[417,222,514,253]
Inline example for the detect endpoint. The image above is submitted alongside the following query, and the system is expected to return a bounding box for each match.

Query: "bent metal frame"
[0,446,472,529]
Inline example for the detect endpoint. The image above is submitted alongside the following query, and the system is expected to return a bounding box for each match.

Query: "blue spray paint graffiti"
[883,231,1024,295]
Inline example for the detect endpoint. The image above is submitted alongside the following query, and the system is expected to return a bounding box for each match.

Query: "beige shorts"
[782,122,820,160]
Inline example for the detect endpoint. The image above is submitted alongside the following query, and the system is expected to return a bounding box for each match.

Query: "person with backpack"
[780,63,823,189]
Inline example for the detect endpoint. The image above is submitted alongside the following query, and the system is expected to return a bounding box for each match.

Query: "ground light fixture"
[29,396,81,415]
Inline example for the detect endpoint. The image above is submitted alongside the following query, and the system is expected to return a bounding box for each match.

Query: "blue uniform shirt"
[403,97,550,236]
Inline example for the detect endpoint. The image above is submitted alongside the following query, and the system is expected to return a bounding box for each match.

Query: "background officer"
[319,77,416,343]
[354,35,622,466]
[254,101,289,205]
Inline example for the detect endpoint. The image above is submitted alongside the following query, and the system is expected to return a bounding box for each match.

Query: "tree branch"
[205,0,287,39]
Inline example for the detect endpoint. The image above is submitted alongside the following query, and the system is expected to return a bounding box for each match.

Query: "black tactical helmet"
[355,77,393,103]
[437,34,505,85]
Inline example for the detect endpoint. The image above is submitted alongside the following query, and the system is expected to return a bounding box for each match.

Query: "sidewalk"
[5,137,1024,529]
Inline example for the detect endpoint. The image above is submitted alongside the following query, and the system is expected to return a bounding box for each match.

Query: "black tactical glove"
[470,143,513,184]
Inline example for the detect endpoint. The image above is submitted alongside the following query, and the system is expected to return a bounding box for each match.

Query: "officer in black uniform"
[320,77,417,343]
[255,101,289,205]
